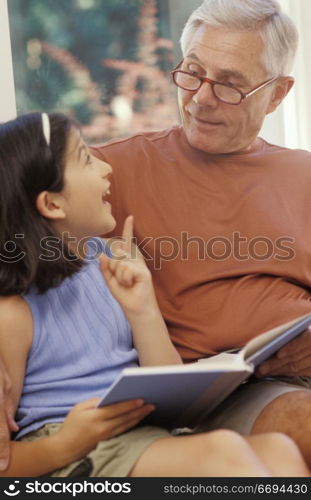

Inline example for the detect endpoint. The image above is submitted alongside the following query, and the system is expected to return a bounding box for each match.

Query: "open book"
[98,313,311,427]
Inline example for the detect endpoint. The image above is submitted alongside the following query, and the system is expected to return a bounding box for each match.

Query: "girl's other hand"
[55,398,155,463]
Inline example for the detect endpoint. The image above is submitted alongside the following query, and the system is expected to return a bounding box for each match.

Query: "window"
[7,0,185,143]
[3,0,311,149]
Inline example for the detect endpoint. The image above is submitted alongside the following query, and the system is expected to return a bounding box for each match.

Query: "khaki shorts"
[20,423,170,477]
[194,376,311,435]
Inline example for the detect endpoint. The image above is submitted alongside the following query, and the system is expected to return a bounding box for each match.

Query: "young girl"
[0,112,308,477]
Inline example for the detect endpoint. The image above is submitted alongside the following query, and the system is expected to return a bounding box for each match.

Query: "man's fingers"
[277,329,311,359]
[5,398,18,433]
[0,406,10,470]
[273,356,311,376]
[0,370,14,470]
[257,352,311,377]
[7,415,18,433]
[256,356,289,376]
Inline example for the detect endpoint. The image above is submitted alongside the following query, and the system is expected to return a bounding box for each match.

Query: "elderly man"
[91,0,311,466]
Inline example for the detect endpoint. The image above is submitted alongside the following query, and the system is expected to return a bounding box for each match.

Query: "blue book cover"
[98,313,311,427]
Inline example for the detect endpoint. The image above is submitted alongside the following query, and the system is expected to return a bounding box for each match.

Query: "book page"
[197,351,243,365]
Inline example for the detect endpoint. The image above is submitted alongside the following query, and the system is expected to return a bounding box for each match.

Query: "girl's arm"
[0,296,154,476]
[4,398,153,477]
[101,216,182,367]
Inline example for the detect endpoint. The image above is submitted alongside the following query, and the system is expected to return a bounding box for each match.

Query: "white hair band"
[41,113,50,146]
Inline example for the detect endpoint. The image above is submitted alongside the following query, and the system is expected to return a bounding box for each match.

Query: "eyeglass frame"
[171,60,280,105]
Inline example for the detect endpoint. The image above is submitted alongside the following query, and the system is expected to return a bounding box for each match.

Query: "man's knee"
[251,389,311,434]
[248,431,300,453]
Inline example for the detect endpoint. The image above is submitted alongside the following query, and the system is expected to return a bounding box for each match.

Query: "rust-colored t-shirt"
[91,126,311,361]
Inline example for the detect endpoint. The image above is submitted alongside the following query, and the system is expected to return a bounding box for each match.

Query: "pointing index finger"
[122,215,134,254]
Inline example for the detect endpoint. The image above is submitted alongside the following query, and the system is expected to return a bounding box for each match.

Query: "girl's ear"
[36,191,66,220]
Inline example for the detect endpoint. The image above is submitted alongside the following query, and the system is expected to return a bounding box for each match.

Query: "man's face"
[179,24,283,154]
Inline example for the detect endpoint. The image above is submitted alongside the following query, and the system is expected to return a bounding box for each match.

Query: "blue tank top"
[16,238,138,439]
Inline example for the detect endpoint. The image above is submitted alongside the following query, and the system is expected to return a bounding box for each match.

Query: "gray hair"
[180,0,298,76]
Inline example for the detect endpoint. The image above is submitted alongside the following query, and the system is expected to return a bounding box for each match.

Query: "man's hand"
[256,326,311,377]
[0,359,18,470]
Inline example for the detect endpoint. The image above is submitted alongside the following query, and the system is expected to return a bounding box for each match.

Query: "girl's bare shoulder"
[0,295,33,341]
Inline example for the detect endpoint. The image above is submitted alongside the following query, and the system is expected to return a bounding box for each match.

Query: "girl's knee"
[198,429,250,453]
[192,430,269,476]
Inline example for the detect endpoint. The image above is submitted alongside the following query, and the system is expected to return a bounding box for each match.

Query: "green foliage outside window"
[8,0,178,142]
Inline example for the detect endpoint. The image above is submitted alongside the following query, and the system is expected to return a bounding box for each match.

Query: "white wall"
[260,0,311,150]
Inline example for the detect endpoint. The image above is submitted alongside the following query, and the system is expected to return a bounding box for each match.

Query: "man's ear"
[36,191,66,220]
[266,76,295,115]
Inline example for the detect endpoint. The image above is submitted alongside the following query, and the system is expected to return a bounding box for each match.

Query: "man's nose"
[192,81,218,107]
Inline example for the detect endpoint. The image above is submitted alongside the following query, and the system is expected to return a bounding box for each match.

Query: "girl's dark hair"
[0,112,84,295]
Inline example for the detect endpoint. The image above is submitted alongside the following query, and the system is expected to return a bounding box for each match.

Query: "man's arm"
[0,296,32,472]
[0,357,18,470]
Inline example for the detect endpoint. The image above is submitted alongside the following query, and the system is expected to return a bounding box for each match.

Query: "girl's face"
[55,127,115,240]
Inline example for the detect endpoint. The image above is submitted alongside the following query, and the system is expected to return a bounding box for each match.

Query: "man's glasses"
[171,60,279,105]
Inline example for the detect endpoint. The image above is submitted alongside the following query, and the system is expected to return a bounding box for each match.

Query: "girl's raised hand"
[99,216,158,316]
[100,216,181,367]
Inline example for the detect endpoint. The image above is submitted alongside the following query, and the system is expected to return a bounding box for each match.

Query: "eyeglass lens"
[173,72,242,104]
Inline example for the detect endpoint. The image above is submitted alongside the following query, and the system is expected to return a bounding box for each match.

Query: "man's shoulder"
[260,138,311,161]
[91,126,181,160]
